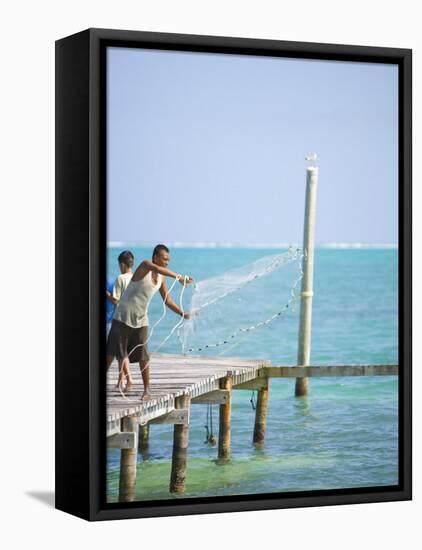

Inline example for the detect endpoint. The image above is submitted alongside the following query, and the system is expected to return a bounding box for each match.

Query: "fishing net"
[169,246,304,356]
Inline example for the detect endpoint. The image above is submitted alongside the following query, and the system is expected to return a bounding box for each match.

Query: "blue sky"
[107,47,398,245]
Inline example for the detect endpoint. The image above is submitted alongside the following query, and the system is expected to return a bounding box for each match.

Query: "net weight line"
[181,250,304,353]
[193,246,301,312]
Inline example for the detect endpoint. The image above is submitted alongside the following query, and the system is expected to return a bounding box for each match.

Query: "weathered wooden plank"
[134,407,174,425]
[149,408,190,425]
[109,374,255,383]
[152,353,267,365]
[107,353,265,424]
[191,390,230,404]
[109,355,265,368]
[107,432,138,449]
[263,365,398,378]
[233,378,268,391]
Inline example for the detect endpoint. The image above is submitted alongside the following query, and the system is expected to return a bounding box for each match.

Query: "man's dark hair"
[118,250,134,268]
[152,244,169,259]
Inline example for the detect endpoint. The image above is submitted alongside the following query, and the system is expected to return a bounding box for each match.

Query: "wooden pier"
[107,352,398,502]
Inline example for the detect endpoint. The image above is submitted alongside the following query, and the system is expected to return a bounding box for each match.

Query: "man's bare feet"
[140,390,153,401]
[116,376,126,390]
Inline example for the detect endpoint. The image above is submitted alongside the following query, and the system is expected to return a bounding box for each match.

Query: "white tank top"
[113,271,162,328]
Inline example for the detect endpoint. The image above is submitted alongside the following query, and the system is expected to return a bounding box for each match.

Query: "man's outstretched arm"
[136,260,193,284]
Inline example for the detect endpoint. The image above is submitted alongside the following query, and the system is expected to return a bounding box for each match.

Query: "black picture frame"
[55,27,412,521]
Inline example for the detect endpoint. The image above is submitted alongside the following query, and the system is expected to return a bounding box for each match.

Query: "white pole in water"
[295,157,319,397]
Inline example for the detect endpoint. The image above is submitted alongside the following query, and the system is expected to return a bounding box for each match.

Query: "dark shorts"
[106,320,150,363]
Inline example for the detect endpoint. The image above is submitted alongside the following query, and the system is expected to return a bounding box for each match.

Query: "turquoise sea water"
[106,247,398,501]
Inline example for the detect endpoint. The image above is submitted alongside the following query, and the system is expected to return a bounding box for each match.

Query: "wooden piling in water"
[169,394,191,493]
[119,414,138,502]
[218,375,232,461]
[138,422,150,452]
[107,356,399,499]
[253,379,270,446]
[296,164,318,397]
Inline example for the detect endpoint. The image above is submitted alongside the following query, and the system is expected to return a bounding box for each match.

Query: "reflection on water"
[293,395,311,414]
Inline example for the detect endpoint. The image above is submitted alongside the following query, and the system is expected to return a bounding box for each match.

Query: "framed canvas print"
[55,28,412,521]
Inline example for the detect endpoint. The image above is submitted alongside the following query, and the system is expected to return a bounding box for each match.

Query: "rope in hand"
[153,275,189,353]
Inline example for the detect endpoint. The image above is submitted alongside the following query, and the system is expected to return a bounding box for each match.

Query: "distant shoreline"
[107,242,398,250]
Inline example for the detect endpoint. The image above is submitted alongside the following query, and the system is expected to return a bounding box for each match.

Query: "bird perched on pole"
[305,153,317,168]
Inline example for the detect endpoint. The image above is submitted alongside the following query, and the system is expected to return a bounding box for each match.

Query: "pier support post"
[295,164,318,397]
[138,422,150,452]
[218,375,232,461]
[253,379,270,446]
[170,394,191,493]
[119,414,138,502]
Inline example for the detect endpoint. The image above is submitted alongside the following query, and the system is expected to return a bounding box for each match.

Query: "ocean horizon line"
[107,241,398,250]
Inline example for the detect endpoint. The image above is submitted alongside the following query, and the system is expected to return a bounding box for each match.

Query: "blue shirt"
[106,278,115,323]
